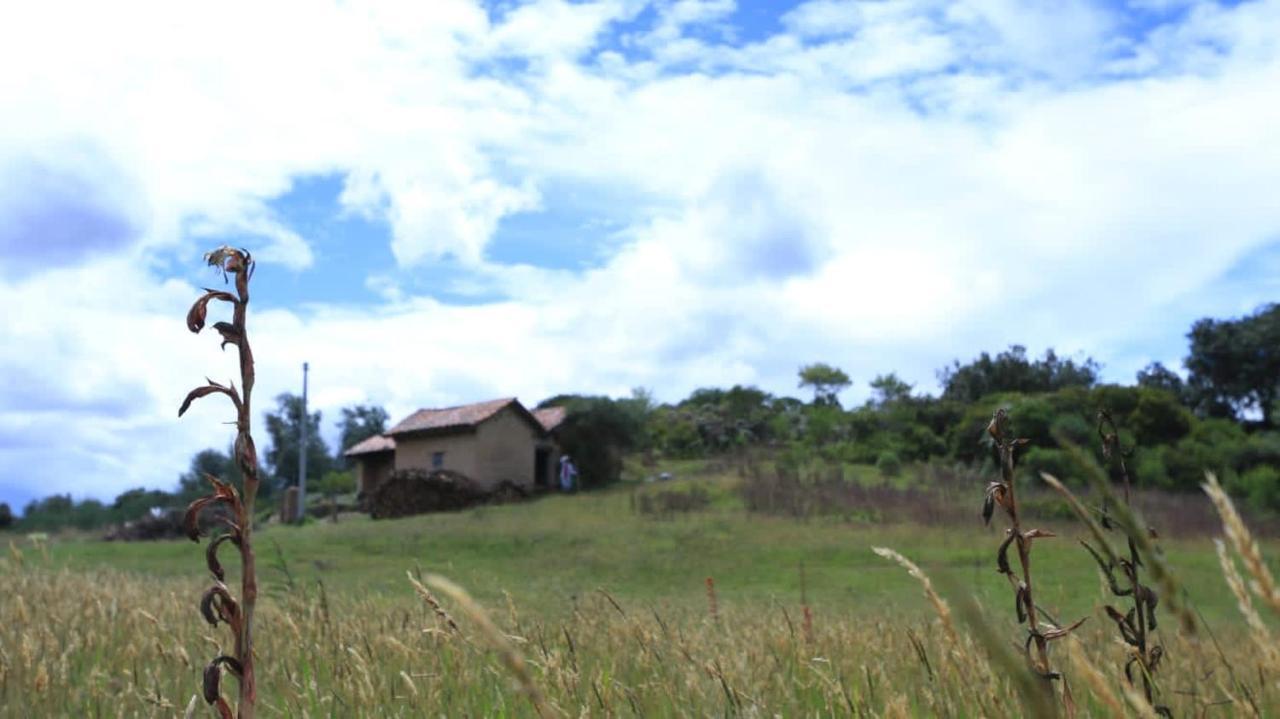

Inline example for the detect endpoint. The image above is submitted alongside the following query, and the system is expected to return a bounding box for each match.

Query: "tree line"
[7,401,390,532]
[4,302,1278,532]
[545,304,1280,508]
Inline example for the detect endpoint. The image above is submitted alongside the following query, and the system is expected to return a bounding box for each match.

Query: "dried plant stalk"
[982,409,1085,709]
[179,246,261,718]
[1091,410,1167,714]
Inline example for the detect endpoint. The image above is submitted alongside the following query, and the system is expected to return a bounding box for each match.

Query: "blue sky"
[1,0,1279,512]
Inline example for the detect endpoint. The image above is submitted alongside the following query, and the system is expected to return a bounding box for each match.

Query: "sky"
[1,0,1279,512]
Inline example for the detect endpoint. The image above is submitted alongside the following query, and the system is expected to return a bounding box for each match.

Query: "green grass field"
[3,463,1278,716]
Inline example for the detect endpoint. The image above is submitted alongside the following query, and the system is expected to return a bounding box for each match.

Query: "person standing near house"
[559,454,578,492]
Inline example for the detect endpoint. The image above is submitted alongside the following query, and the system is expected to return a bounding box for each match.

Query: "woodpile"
[103,504,234,541]
[368,469,528,519]
[103,509,185,541]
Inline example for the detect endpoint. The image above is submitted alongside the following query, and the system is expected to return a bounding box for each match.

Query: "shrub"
[553,396,643,488]
[1013,396,1056,447]
[1090,383,1142,418]
[875,450,903,478]
[318,469,356,497]
[1129,388,1193,445]
[1228,465,1280,513]
[1133,447,1172,490]
[1049,413,1093,446]
[1021,447,1077,486]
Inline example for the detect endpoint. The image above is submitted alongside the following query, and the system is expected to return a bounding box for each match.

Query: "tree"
[264,393,332,488]
[337,405,389,464]
[1185,304,1280,427]
[798,363,851,406]
[0,502,12,529]
[544,395,643,489]
[112,487,175,521]
[317,469,357,522]
[937,345,1099,402]
[20,494,74,531]
[177,447,239,500]
[1136,362,1184,397]
[869,373,913,407]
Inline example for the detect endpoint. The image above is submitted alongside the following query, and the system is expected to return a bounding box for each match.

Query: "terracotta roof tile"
[533,406,567,431]
[387,397,519,436]
[344,434,395,456]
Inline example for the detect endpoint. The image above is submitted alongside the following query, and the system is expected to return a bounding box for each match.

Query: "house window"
[432,451,445,469]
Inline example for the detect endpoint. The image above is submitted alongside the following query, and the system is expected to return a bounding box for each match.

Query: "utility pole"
[297,361,309,523]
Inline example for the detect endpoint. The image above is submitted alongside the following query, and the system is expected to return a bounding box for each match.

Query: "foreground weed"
[982,409,1085,711]
[178,246,263,718]
[1086,410,1169,715]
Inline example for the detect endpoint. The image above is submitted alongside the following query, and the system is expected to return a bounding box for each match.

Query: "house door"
[534,447,550,488]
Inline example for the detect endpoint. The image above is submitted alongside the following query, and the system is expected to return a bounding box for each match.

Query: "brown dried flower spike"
[178,246,262,719]
[983,409,1086,703]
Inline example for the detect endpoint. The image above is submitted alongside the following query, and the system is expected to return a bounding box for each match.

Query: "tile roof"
[533,406,567,431]
[386,397,522,436]
[344,434,395,456]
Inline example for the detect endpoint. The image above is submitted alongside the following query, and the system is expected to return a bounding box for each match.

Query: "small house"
[345,397,566,497]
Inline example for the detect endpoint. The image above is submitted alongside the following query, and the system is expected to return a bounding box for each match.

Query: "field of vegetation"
[4,457,1280,717]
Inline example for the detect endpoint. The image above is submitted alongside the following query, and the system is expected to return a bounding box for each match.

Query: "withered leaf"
[205,532,241,582]
[212,321,240,350]
[200,583,239,627]
[1080,540,1129,596]
[1105,605,1139,646]
[203,660,222,703]
[186,290,236,333]
[184,497,213,542]
[996,531,1015,575]
[178,385,223,417]
[983,482,1006,526]
[1042,615,1088,642]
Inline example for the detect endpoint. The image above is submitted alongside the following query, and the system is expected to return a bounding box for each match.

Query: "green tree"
[1136,362,1185,398]
[265,393,332,489]
[798,363,851,406]
[541,395,643,488]
[1129,389,1193,446]
[317,469,356,496]
[70,499,108,531]
[0,502,12,529]
[868,373,913,407]
[177,447,244,501]
[1185,304,1280,426]
[20,494,74,531]
[337,405,389,463]
[111,487,175,521]
[938,345,1099,403]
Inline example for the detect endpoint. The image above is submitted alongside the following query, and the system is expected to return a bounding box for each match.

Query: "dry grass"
[0,543,1274,718]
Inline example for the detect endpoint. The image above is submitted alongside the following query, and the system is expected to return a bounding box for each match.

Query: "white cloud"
[2,0,1280,505]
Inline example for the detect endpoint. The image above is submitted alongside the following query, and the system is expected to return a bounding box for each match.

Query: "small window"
[432,451,445,469]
